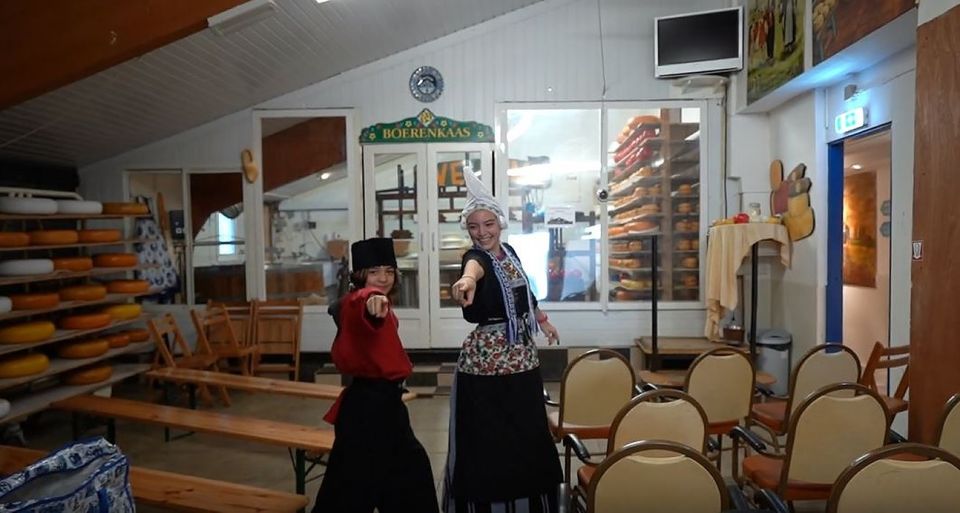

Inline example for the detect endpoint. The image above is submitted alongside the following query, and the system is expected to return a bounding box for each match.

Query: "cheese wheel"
[59,284,108,301]
[102,304,142,320]
[0,399,9,418]
[118,328,149,343]
[0,321,56,344]
[0,197,57,215]
[0,259,55,276]
[93,253,138,268]
[63,364,112,385]
[0,297,10,314]
[105,280,149,294]
[101,203,149,215]
[28,230,79,246]
[0,353,50,378]
[57,338,110,359]
[60,313,112,330]
[0,232,29,247]
[9,292,60,310]
[104,333,130,348]
[52,257,94,272]
[55,200,103,215]
[78,229,121,243]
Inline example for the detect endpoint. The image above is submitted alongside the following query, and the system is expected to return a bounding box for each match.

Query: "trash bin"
[757,329,792,396]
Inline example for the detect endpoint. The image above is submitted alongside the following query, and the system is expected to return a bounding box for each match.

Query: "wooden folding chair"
[192,304,258,376]
[859,341,909,416]
[251,299,303,381]
[148,313,230,406]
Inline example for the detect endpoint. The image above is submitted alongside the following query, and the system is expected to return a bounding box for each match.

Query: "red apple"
[733,213,750,224]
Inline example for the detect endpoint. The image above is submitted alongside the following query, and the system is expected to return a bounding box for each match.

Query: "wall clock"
[409,66,444,103]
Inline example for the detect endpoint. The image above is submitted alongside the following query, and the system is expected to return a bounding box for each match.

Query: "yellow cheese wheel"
[102,304,142,320]
[60,313,112,330]
[118,328,149,343]
[101,203,149,215]
[0,321,56,344]
[59,284,108,302]
[28,230,79,246]
[0,232,29,247]
[63,364,112,385]
[77,229,122,243]
[0,353,50,378]
[92,253,138,268]
[104,333,130,348]
[57,338,110,359]
[52,257,94,272]
[9,292,60,310]
[105,280,149,294]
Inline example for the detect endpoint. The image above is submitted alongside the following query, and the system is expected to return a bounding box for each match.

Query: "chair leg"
[564,442,572,486]
[715,434,723,471]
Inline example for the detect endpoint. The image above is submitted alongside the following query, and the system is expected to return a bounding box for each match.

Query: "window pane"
[435,151,479,309]
[505,109,601,302]
[189,172,246,304]
[371,152,421,309]
[607,107,701,302]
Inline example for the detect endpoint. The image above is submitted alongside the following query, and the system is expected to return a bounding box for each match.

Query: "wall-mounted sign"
[912,240,923,261]
[360,109,494,144]
[835,107,868,134]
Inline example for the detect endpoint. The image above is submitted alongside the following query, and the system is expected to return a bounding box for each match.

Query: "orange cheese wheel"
[101,203,149,215]
[60,313,112,330]
[93,253,138,268]
[28,230,79,246]
[59,284,108,301]
[9,292,60,310]
[57,338,110,359]
[77,229,122,243]
[104,333,130,348]
[105,280,149,294]
[63,364,112,385]
[118,328,149,343]
[0,321,56,344]
[102,304,142,320]
[0,232,29,247]
[0,353,50,378]
[52,257,94,272]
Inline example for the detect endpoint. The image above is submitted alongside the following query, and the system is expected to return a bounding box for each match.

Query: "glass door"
[427,143,494,347]
[363,144,430,348]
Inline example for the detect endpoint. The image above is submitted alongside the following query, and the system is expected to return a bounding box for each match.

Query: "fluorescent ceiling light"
[851,164,862,170]
[315,0,331,3]
[208,0,278,36]
[320,172,331,180]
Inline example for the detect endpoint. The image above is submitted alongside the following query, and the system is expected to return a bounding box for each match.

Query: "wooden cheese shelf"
[0,363,150,424]
[0,314,151,358]
[0,341,153,392]
[0,265,153,287]
[0,289,160,323]
[0,213,149,221]
[0,239,147,253]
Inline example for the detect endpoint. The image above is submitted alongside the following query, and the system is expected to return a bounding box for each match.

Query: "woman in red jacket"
[312,238,439,513]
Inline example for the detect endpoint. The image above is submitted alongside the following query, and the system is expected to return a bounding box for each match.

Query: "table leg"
[750,244,759,361]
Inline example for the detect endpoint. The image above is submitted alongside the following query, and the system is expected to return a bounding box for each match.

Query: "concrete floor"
[20,381,825,512]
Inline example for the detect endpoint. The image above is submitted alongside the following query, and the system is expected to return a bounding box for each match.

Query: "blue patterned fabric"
[477,243,539,344]
[0,438,134,513]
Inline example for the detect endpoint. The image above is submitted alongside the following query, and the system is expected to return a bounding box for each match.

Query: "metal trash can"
[757,329,792,396]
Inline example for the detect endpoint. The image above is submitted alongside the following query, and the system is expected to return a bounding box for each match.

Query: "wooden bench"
[52,395,334,497]
[0,445,308,513]
[146,367,419,402]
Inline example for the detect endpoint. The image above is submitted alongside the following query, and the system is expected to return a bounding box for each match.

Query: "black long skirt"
[313,378,439,513]
[443,368,562,513]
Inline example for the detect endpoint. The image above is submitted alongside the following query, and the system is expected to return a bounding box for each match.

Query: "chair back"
[827,443,960,513]
[191,305,243,355]
[783,383,890,487]
[587,441,728,513]
[148,313,197,368]
[788,344,861,417]
[859,341,909,412]
[206,301,255,349]
[560,350,635,428]
[936,393,960,456]
[608,389,708,456]
[252,299,303,378]
[685,348,755,426]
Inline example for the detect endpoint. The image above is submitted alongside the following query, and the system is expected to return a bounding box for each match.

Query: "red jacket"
[323,287,413,424]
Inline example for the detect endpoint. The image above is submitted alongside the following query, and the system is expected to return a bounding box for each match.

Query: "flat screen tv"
[654,6,743,78]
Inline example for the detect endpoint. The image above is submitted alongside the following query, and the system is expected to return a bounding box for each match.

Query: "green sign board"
[360,109,494,144]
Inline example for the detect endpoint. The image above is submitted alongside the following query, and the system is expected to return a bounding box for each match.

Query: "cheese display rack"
[607,108,701,303]
[0,209,154,424]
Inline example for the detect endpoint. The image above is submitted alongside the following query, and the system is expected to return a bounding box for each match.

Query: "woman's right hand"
[451,276,476,307]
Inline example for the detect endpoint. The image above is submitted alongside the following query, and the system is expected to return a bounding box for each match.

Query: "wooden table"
[638,369,777,388]
[635,336,748,358]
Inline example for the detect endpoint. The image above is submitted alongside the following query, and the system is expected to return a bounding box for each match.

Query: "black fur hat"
[350,238,397,271]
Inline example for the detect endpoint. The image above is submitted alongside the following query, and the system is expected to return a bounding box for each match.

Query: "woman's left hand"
[539,320,560,345]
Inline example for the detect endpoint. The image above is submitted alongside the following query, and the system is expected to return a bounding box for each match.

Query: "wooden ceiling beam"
[0,0,250,110]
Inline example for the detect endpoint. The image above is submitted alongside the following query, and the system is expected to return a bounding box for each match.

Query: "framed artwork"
[747,0,805,103]
[843,171,877,287]
[813,0,914,64]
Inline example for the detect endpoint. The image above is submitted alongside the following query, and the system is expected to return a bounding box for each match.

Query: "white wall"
[920,0,960,24]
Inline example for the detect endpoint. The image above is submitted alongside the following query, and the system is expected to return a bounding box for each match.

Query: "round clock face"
[409,66,443,103]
